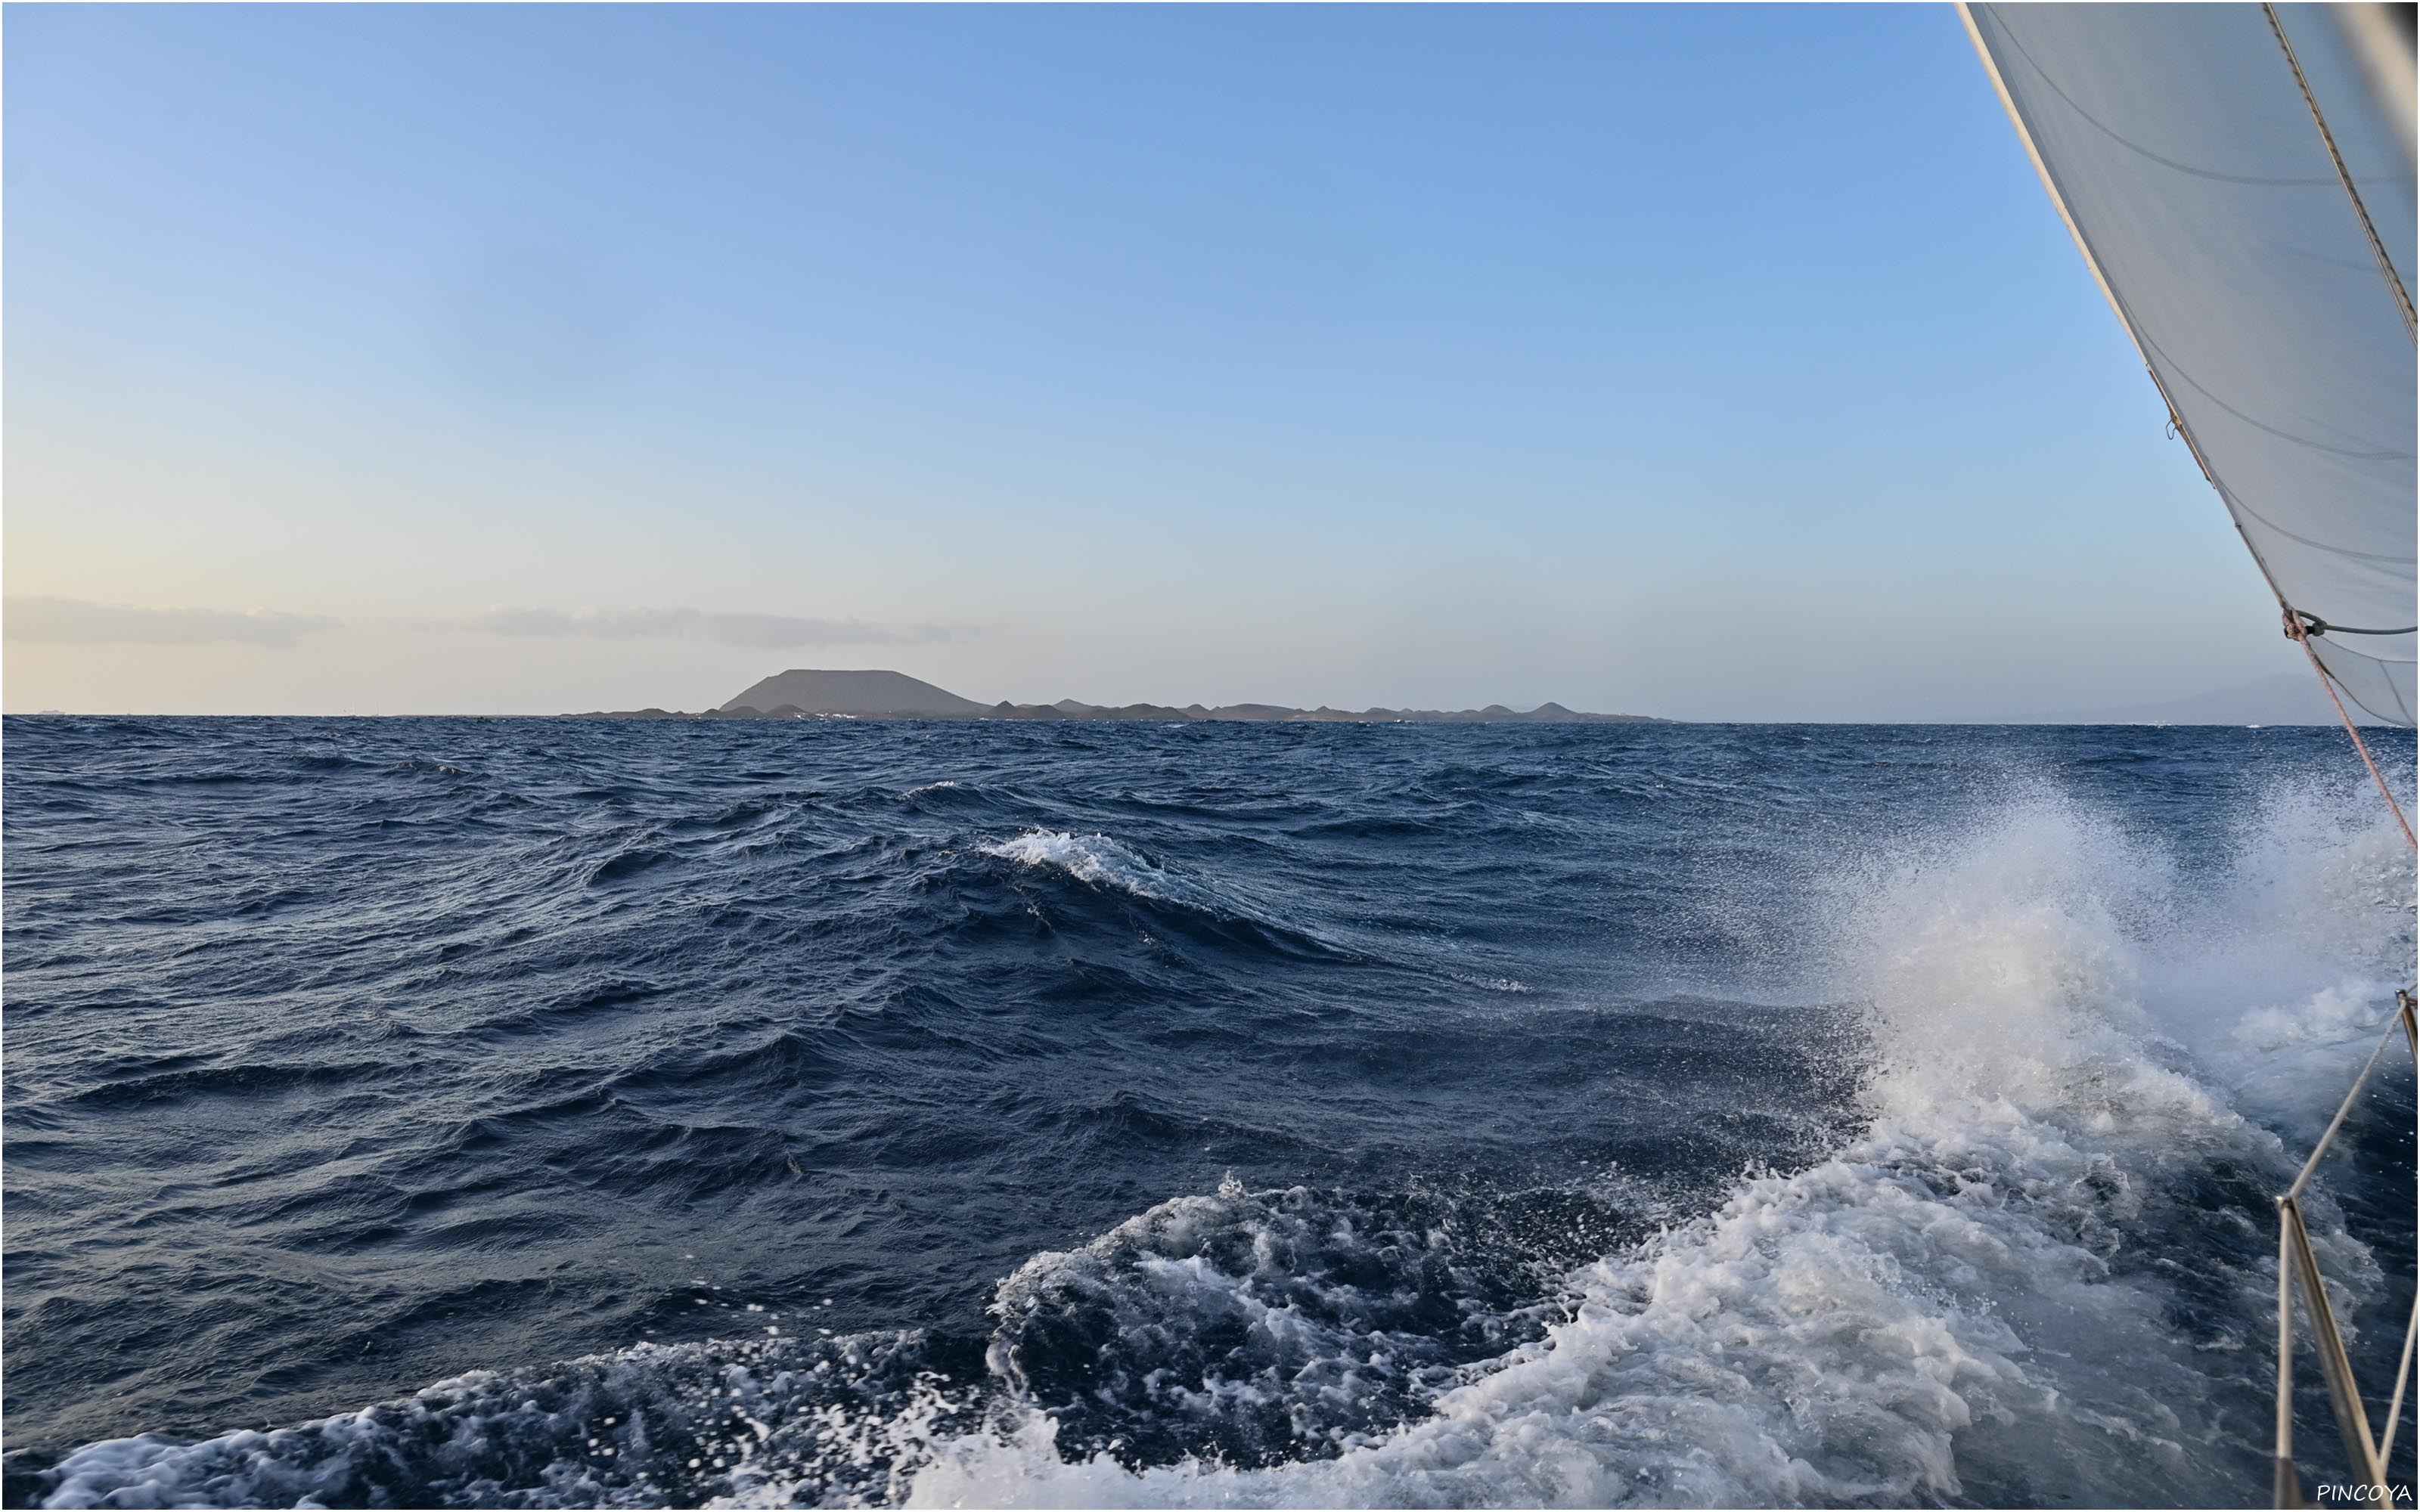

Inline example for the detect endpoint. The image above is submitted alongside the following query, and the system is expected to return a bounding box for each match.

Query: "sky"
[2,2,2304,720]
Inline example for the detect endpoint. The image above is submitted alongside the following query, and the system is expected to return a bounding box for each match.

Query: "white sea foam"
[31,781,2412,1510]
[895,783,2412,1509]
[1446,973,1534,995]
[979,831,1317,943]
[36,1331,984,1512]
[981,831,1201,908]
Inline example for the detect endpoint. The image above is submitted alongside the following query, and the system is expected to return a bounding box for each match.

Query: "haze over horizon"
[5,5,2307,720]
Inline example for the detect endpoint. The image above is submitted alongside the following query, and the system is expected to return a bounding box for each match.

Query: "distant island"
[574,669,1664,724]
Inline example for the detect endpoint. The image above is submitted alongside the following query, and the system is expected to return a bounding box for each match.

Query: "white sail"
[1964,4,2417,726]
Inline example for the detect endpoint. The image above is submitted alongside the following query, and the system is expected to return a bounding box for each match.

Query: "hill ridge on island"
[576,668,1663,723]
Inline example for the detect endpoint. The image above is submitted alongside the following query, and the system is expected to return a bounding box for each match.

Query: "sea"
[2,715,2412,1510]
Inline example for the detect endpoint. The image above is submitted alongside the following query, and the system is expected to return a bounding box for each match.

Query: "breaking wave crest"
[14,769,2412,1510]
[901,787,2414,1507]
[979,831,1205,908]
[975,828,1353,958]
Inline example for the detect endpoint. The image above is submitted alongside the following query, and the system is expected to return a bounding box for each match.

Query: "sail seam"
[2140,330,2416,463]
[2217,479,2420,568]
[1990,21,2347,187]
[1962,5,2416,737]
[1956,6,2307,632]
[2264,3,2419,342]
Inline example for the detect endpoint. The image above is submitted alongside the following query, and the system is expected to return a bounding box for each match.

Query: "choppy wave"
[895,789,2415,1510]
[980,830,1210,909]
[978,826,1355,959]
[5,719,2412,1509]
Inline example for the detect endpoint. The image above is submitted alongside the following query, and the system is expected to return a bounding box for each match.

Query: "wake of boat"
[23,779,2412,1510]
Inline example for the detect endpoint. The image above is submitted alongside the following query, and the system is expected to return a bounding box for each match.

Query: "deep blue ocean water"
[2,717,2412,1508]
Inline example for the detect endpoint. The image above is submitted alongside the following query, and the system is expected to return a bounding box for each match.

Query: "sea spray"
[900,783,2412,1508]
[8,720,2411,1509]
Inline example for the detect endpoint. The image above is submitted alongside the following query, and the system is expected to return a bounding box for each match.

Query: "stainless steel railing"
[2273,989,2418,1507]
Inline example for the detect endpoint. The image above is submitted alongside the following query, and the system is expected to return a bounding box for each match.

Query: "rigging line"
[2387,1000,2420,1464]
[2276,240,2409,279]
[1990,15,2346,187]
[2287,610,2417,850]
[2284,1002,2412,1201]
[2273,996,2417,1504]
[2290,610,2420,637]
[2275,1213,2297,1509]
[2383,1247,2417,1461]
[2265,4,2419,342]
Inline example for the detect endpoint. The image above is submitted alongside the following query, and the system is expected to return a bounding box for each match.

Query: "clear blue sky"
[3,3,2291,718]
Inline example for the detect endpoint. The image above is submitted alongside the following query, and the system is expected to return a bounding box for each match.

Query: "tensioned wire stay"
[2262,0,2418,854]
[2270,994,2418,1506]
[2285,611,2415,852]
[1957,8,2419,1504]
